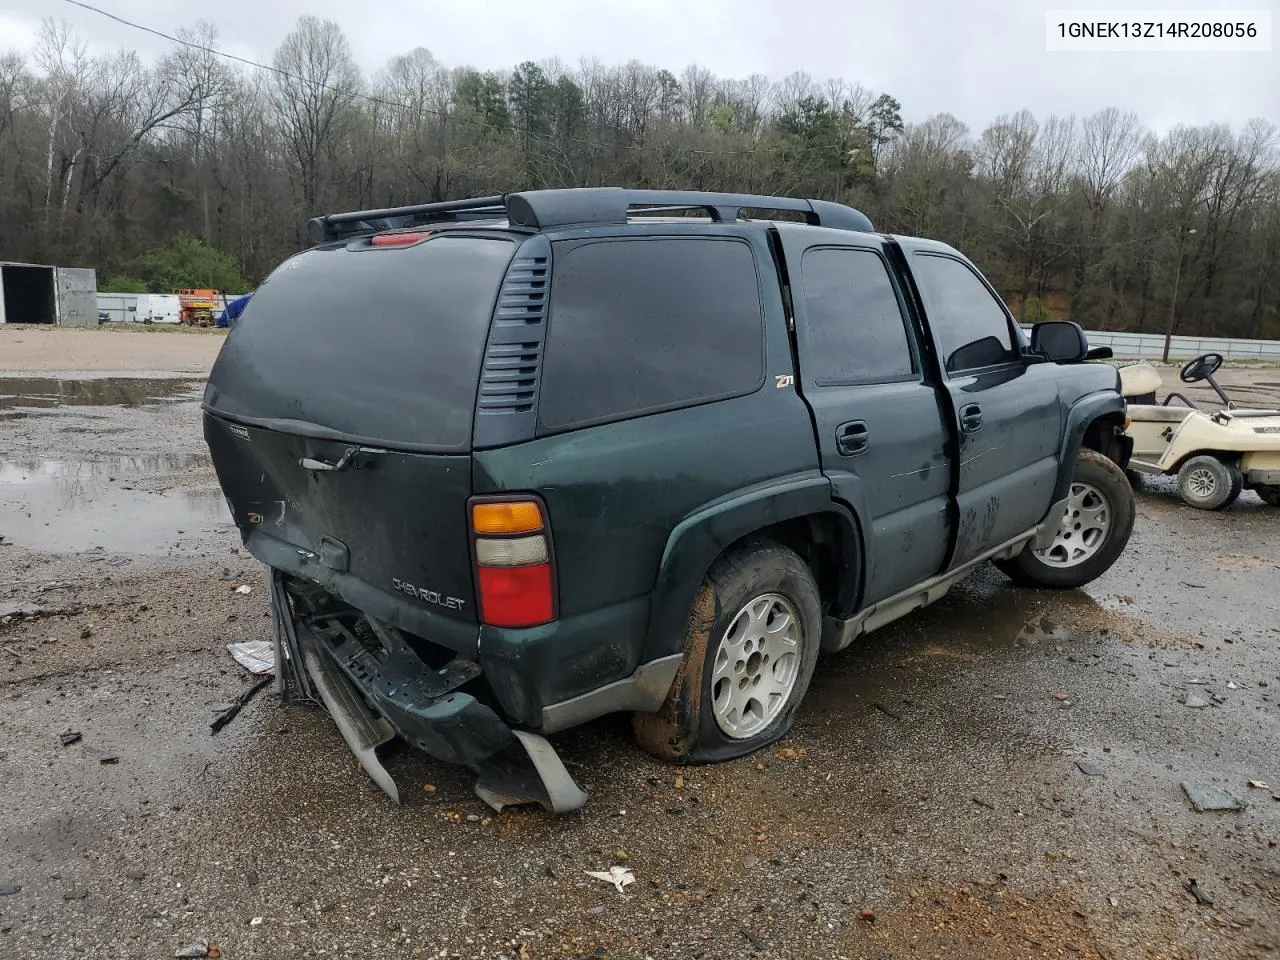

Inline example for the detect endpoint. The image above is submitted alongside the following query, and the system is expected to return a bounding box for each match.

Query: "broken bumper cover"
[277,583,587,815]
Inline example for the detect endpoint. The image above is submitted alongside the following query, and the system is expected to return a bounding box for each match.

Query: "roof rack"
[305,188,874,244]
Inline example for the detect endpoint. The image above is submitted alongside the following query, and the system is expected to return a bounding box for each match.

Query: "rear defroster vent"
[473,236,553,448]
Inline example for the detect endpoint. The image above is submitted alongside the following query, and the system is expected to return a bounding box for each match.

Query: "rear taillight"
[470,497,556,628]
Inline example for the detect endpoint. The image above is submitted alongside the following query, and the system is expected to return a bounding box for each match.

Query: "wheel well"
[725,512,862,619]
[1081,412,1127,464]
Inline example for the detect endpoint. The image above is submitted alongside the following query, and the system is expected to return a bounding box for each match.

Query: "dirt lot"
[2,327,1279,959]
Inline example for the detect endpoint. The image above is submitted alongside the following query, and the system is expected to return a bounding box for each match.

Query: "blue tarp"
[215,292,253,328]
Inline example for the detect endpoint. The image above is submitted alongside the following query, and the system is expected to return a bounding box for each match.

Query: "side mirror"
[1031,320,1089,363]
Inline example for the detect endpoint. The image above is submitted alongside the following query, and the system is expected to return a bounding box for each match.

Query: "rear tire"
[996,449,1135,590]
[633,541,822,764]
[1256,484,1280,507]
[1176,455,1242,510]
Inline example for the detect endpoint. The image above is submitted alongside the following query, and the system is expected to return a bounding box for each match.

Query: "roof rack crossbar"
[305,188,874,245]
[307,195,507,245]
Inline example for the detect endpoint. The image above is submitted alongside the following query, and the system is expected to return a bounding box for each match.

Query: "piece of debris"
[872,702,903,721]
[1181,782,1246,812]
[972,797,995,810]
[584,866,635,893]
[1227,681,1238,690]
[234,584,252,595]
[210,677,272,734]
[0,884,20,896]
[740,926,763,949]
[774,746,806,760]
[249,916,263,927]
[58,730,82,746]
[174,939,211,958]
[63,888,88,900]
[1247,780,1270,790]
[586,905,605,915]
[674,774,685,790]
[859,906,876,922]
[1076,761,1104,777]
[1053,692,1069,701]
[1184,686,1211,709]
[126,870,145,881]
[226,639,274,676]
[2,646,21,663]
[1183,879,1214,906]
[245,870,259,886]
[82,746,118,764]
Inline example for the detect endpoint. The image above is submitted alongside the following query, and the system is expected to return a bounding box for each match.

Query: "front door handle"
[959,403,983,434]
[835,420,870,456]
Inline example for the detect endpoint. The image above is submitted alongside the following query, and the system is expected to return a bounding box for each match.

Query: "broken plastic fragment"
[234,585,252,595]
[585,866,635,893]
[1181,782,1246,812]
[226,639,274,675]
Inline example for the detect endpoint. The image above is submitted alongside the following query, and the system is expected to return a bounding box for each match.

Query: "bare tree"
[271,15,361,216]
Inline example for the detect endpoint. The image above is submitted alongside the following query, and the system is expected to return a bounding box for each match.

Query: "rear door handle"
[835,420,870,456]
[959,404,983,434]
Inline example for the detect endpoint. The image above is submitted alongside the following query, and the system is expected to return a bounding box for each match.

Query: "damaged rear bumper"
[271,573,587,815]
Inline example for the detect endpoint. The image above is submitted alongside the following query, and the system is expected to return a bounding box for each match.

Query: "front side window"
[911,254,1018,372]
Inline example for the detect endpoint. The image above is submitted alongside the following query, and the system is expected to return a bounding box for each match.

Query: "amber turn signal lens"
[472,500,543,535]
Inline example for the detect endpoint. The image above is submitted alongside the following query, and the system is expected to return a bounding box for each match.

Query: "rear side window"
[910,254,1018,372]
[799,247,916,383]
[538,238,765,431]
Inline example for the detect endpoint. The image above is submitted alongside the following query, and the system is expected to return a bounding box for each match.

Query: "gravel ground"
[1,328,1278,959]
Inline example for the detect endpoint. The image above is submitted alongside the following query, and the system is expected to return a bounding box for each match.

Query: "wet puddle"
[0,376,202,413]
[0,454,232,555]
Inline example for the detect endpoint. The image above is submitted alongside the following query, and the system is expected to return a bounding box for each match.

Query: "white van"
[130,294,183,324]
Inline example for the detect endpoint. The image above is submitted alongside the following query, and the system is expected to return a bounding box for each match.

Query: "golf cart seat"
[1117,362,1162,403]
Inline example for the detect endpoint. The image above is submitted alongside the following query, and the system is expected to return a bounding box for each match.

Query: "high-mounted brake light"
[370,231,432,246]
[470,497,555,628]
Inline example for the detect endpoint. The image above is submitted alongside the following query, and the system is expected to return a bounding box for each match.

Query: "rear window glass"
[799,247,916,383]
[204,236,515,451]
[538,238,764,431]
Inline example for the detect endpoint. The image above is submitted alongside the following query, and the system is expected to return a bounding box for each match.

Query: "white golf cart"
[1118,353,1280,509]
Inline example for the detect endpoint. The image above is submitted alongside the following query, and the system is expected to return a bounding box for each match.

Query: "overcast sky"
[1,0,1276,134]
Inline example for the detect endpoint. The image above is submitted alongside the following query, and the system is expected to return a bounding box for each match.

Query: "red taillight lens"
[370,231,431,246]
[470,496,556,628]
[476,564,553,627]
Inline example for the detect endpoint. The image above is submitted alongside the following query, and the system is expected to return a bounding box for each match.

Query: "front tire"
[996,449,1135,589]
[633,541,822,764]
[1176,455,1242,510]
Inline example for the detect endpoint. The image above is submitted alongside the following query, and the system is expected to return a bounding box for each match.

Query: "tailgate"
[205,413,479,632]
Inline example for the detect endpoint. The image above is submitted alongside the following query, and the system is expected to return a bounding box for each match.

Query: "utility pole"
[1162,226,1197,363]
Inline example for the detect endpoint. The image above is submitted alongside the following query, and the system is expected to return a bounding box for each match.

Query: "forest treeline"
[2,16,1278,337]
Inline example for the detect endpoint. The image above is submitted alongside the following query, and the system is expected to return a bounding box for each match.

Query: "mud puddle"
[0,454,231,555]
[0,375,202,414]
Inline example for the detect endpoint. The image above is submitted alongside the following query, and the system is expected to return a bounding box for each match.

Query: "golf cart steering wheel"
[1180,353,1223,384]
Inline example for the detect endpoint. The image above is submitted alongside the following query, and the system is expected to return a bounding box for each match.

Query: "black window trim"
[535,234,769,437]
[911,251,1026,378]
[795,243,924,389]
